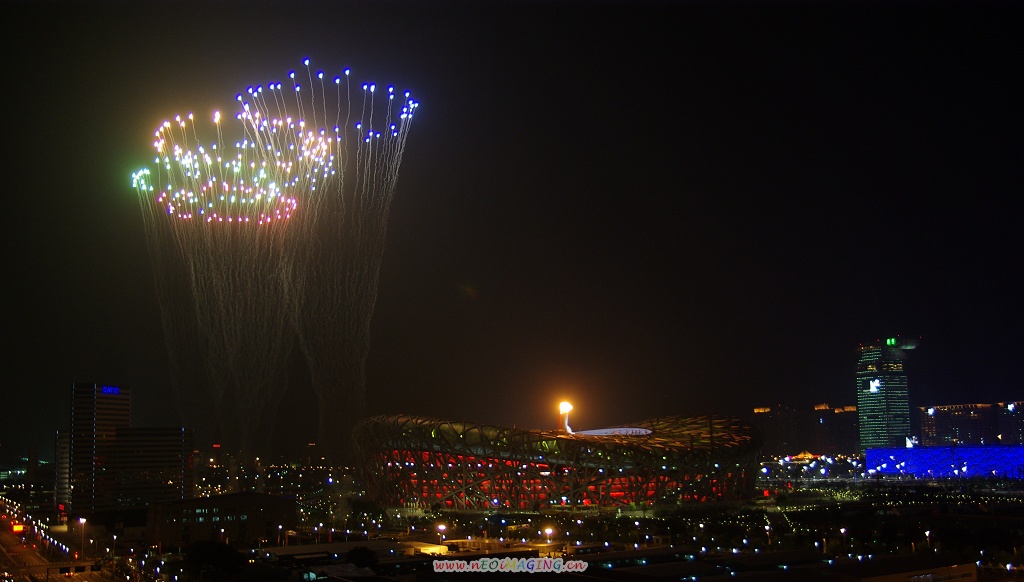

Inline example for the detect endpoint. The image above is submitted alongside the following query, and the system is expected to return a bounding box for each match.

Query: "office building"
[920,401,1024,446]
[810,403,859,455]
[57,383,194,517]
[147,492,297,549]
[856,337,917,450]
[752,404,859,457]
[55,431,70,514]
[102,427,195,511]
[998,402,1024,444]
[64,383,132,515]
[920,403,998,446]
[751,405,799,456]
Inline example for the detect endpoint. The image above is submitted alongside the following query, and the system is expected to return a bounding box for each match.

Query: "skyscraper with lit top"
[66,383,132,514]
[56,383,194,517]
[856,337,917,451]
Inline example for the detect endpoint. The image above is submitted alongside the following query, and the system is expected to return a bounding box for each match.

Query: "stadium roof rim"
[354,414,759,453]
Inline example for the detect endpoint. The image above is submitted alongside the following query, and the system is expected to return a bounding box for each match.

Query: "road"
[0,528,102,582]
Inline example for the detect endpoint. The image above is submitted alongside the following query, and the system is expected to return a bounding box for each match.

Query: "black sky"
[4,0,1022,461]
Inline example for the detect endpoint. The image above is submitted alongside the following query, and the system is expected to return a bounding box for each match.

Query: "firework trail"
[132,112,302,454]
[133,60,418,461]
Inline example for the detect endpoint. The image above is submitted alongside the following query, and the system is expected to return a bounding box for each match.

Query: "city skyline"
[4,0,1022,461]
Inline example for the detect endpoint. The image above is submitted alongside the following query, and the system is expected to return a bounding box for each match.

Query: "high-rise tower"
[856,337,917,450]
[65,383,132,515]
[57,383,194,517]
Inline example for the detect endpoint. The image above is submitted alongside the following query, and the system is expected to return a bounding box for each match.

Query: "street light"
[544,527,553,544]
[79,518,86,560]
[437,524,447,544]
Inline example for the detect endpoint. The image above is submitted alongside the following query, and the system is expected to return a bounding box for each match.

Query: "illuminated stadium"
[353,413,761,510]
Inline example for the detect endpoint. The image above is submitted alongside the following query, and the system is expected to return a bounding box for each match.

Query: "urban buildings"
[751,403,859,457]
[102,427,194,511]
[811,403,859,455]
[919,401,1024,446]
[147,491,297,549]
[755,339,1020,465]
[751,405,799,457]
[857,337,918,450]
[55,383,195,519]
[57,383,132,515]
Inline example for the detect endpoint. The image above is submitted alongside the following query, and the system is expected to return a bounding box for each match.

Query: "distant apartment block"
[752,403,858,457]
[919,401,1024,446]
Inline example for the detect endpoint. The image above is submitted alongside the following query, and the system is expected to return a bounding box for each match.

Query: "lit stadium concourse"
[353,407,762,512]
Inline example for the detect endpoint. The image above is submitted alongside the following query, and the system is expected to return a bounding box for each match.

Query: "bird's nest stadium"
[353,415,761,510]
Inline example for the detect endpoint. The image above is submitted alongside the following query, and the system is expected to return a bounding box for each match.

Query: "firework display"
[132,60,419,458]
[354,415,761,510]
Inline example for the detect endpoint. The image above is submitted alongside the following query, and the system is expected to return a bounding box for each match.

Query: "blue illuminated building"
[865,445,1024,479]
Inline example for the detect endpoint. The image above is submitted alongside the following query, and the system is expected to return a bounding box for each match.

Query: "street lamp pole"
[79,518,87,560]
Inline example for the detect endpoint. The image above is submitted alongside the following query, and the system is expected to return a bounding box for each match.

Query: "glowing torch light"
[559,401,574,434]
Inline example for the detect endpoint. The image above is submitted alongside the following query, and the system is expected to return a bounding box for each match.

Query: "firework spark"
[133,59,419,460]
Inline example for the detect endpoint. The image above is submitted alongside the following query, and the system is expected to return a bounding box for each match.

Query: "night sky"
[4,0,1022,461]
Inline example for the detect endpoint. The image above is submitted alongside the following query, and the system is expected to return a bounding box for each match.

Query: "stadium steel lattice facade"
[354,415,761,510]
